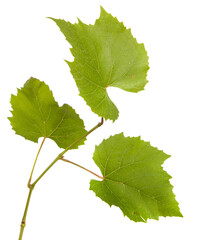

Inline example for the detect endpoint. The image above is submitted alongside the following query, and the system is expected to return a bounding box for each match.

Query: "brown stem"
[61,157,104,180]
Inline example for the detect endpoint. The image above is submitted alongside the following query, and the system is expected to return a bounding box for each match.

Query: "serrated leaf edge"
[9,77,87,149]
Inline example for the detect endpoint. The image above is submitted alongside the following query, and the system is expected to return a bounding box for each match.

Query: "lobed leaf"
[90,133,182,222]
[50,7,149,121]
[9,77,87,149]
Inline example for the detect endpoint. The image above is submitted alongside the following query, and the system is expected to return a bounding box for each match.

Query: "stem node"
[21,221,25,227]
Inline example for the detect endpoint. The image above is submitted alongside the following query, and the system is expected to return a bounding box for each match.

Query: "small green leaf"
[50,7,149,121]
[9,77,87,149]
[90,133,182,222]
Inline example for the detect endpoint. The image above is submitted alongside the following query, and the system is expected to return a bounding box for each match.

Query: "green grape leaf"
[9,77,87,149]
[50,7,149,121]
[90,133,182,222]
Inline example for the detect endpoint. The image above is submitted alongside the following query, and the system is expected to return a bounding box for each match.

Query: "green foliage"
[50,7,149,121]
[9,7,182,240]
[9,77,87,149]
[90,133,182,222]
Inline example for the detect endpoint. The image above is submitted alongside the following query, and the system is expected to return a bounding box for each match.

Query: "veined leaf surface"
[90,133,182,222]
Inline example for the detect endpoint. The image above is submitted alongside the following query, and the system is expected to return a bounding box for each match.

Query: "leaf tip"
[77,17,83,24]
[65,59,72,66]
[179,212,184,218]
[100,6,107,15]
[47,16,57,22]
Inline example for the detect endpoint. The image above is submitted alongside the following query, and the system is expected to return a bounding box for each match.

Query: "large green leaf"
[50,7,149,121]
[9,77,87,149]
[90,133,182,222]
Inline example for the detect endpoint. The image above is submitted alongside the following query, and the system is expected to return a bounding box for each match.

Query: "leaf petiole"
[27,137,46,188]
[61,157,104,180]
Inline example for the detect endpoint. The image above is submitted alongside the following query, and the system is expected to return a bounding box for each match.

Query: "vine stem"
[61,157,104,180]
[18,118,104,240]
[18,186,34,240]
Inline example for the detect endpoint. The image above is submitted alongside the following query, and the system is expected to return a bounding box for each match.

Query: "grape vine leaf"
[50,7,149,121]
[90,133,182,222]
[9,77,87,149]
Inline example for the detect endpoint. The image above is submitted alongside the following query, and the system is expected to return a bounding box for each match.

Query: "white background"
[0,0,200,239]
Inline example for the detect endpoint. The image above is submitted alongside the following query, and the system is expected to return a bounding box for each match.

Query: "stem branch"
[32,158,59,187]
[18,118,104,240]
[32,117,104,186]
[59,117,104,157]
